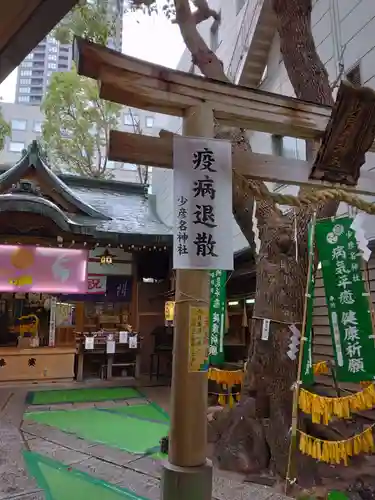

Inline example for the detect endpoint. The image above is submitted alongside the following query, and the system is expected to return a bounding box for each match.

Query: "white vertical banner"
[173,136,233,270]
[49,296,57,347]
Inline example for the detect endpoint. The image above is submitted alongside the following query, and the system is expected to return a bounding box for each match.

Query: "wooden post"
[161,104,213,500]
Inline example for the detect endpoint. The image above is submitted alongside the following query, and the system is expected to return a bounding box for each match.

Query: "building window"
[33,121,43,133]
[9,141,25,153]
[19,87,30,94]
[25,53,33,60]
[19,78,31,85]
[346,64,361,86]
[20,70,32,77]
[48,63,57,69]
[124,113,138,126]
[11,119,27,131]
[210,21,219,52]
[145,116,154,128]
[236,0,246,14]
[21,61,32,68]
[272,135,306,161]
[49,46,58,53]
[18,96,30,103]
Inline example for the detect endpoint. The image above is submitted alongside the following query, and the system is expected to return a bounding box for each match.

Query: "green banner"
[315,216,375,382]
[209,270,226,366]
[301,222,316,386]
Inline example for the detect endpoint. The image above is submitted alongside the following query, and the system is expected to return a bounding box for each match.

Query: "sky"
[0,6,185,103]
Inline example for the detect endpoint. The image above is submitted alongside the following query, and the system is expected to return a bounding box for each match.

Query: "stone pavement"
[0,385,290,500]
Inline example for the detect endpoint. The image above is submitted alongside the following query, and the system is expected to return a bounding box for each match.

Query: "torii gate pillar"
[161,104,213,500]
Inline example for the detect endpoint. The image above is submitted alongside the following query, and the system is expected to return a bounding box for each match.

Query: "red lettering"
[88,278,102,290]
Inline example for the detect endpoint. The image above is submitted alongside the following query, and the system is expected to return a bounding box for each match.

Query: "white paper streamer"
[351,213,371,262]
[287,324,301,360]
[252,201,261,254]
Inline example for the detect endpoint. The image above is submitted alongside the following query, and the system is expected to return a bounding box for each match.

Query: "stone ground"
[0,382,290,500]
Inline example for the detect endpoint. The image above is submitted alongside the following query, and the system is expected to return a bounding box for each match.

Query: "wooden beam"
[109,130,375,197]
[311,81,375,185]
[75,37,333,141]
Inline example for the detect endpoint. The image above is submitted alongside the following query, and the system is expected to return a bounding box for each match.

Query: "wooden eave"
[0,0,79,83]
[74,37,337,143]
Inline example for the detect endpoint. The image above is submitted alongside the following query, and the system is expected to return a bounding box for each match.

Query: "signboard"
[173,136,233,270]
[87,275,107,294]
[209,270,226,365]
[188,306,209,372]
[301,223,315,386]
[106,275,132,301]
[0,245,87,294]
[315,217,375,382]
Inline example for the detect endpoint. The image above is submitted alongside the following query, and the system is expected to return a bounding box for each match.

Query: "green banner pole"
[209,270,226,366]
[315,216,375,382]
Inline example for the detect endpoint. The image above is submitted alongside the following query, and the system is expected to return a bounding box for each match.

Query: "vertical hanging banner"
[173,136,233,270]
[209,270,226,365]
[188,306,210,372]
[315,217,375,382]
[301,222,316,386]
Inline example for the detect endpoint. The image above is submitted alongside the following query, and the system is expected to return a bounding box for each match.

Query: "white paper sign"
[173,136,233,270]
[261,319,270,341]
[119,331,129,344]
[87,275,107,294]
[85,337,94,350]
[106,340,116,354]
[129,334,138,349]
[48,296,57,347]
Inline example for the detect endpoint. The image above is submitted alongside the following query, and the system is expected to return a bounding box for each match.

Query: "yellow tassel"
[297,424,375,466]
[218,394,226,406]
[299,384,375,425]
[229,393,235,408]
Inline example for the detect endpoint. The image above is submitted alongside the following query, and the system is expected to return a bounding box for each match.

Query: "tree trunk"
[214,0,337,483]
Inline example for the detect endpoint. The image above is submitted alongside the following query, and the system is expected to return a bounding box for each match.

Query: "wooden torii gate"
[74,37,375,500]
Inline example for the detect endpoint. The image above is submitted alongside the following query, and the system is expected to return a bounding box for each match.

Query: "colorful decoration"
[314,217,375,382]
[208,368,244,408]
[313,361,330,375]
[299,424,375,465]
[0,245,87,294]
[209,270,226,365]
[299,383,375,424]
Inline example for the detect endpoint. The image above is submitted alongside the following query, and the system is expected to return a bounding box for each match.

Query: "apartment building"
[15,0,124,106]
[152,0,375,246]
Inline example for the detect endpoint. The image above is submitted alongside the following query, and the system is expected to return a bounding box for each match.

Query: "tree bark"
[173,0,339,484]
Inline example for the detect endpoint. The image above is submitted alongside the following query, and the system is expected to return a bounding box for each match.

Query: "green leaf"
[42,68,121,178]
[0,106,11,152]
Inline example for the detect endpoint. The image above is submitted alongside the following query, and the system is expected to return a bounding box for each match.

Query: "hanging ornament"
[351,213,371,261]
[287,324,301,360]
[252,201,261,254]
[99,249,114,265]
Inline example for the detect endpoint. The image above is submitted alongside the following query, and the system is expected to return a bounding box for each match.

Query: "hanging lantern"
[165,301,175,326]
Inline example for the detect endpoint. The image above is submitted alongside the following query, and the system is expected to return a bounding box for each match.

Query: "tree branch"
[173,0,282,239]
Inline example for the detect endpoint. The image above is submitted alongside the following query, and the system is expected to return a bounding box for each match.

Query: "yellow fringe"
[298,425,375,466]
[313,361,330,375]
[299,384,375,425]
[208,367,244,386]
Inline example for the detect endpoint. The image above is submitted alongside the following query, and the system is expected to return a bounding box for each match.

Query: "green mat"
[27,387,142,405]
[25,404,168,455]
[24,451,149,500]
[108,402,169,423]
